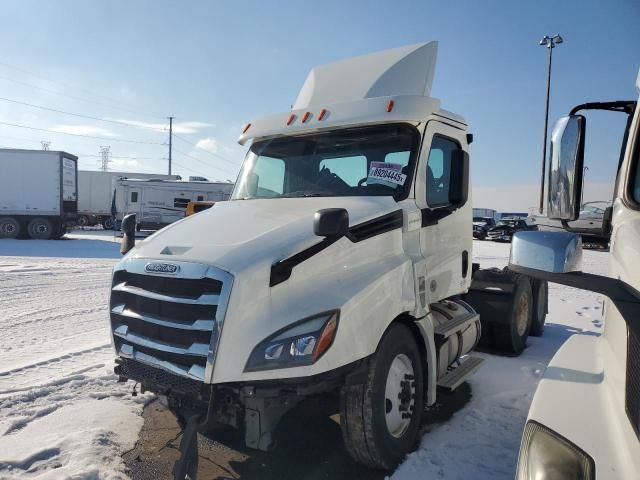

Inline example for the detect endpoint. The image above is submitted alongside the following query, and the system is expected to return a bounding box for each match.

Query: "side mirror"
[548,115,586,221]
[120,213,136,255]
[509,231,582,274]
[449,149,469,206]
[314,208,349,238]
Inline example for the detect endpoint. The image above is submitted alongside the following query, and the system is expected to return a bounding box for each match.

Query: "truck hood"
[126,196,402,274]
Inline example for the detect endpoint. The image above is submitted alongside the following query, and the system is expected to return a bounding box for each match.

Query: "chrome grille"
[109,259,232,382]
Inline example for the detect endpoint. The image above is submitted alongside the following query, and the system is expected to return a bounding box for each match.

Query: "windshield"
[497,220,518,227]
[232,124,419,200]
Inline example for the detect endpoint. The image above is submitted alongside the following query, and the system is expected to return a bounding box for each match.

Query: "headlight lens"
[244,311,339,371]
[516,421,595,480]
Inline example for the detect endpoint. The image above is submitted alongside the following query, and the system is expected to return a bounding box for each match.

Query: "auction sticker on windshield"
[368,162,406,187]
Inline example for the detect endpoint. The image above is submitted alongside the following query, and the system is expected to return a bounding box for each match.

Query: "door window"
[130,191,138,203]
[426,136,459,207]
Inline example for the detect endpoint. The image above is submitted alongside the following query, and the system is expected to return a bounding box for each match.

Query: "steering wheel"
[357,177,368,187]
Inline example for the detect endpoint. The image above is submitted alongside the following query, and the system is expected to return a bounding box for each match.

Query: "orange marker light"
[312,313,338,362]
[301,112,311,123]
[241,123,252,134]
[318,109,328,121]
[287,113,296,125]
[386,99,395,112]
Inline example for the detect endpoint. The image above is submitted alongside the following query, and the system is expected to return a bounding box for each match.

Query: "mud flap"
[173,414,200,480]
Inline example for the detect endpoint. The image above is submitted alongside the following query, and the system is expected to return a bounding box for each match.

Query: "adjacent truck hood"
[126,196,402,274]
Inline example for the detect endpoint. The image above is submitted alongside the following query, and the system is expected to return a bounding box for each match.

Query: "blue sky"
[0,1,638,207]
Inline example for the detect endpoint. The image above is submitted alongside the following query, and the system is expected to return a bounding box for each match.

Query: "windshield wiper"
[279,191,327,198]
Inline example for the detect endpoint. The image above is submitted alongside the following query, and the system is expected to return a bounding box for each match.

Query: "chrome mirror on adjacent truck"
[548,115,586,221]
[509,230,583,274]
[120,213,136,255]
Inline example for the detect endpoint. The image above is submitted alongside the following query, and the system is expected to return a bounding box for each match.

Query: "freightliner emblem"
[145,262,180,275]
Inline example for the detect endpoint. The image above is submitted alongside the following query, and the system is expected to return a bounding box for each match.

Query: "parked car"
[486,217,537,242]
[472,216,496,240]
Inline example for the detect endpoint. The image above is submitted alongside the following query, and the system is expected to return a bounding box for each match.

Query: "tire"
[77,215,90,227]
[0,217,21,239]
[52,223,67,239]
[493,274,533,354]
[530,280,548,337]
[340,323,424,470]
[27,217,53,240]
[102,217,115,230]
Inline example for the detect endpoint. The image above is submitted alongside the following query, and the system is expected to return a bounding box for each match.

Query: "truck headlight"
[245,311,339,371]
[516,421,595,480]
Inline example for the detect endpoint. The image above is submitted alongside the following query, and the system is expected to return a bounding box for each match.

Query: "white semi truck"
[108,42,548,475]
[511,72,640,479]
[0,148,78,239]
[77,170,181,229]
[112,178,234,231]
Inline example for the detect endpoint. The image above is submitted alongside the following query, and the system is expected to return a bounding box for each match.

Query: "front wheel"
[340,323,424,470]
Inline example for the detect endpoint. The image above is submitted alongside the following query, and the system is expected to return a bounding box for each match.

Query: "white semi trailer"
[0,148,78,239]
[77,170,180,229]
[113,178,234,230]
[511,71,640,479]
[107,42,548,475]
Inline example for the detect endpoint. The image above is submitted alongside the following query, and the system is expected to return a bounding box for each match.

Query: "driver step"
[437,356,484,391]
[433,312,479,338]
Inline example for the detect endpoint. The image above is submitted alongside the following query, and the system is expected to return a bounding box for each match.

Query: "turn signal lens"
[241,123,252,134]
[386,99,395,112]
[301,112,311,123]
[318,109,328,120]
[287,113,296,125]
[313,313,338,362]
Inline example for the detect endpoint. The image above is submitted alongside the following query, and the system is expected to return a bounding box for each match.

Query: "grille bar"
[111,303,215,331]
[112,282,220,305]
[113,325,210,356]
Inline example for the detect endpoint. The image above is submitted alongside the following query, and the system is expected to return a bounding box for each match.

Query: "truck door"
[415,120,472,301]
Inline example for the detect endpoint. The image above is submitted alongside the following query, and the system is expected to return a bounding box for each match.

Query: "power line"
[173,147,238,177]
[0,120,165,145]
[173,133,240,168]
[0,60,165,119]
[0,74,162,120]
[0,96,167,132]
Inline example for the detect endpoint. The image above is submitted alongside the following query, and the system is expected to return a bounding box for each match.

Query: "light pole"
[538,34,563,214]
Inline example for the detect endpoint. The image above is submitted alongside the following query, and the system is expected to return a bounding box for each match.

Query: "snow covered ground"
[0,231,152,479]
[0,233,609,479]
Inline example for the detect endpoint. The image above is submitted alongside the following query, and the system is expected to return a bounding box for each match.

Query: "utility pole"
[99,146,111,172]
[168,116,174,175]
[538,34,563,214]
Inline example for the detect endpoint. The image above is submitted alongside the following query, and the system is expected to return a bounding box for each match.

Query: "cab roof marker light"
[386,99,395,112]
[241,123,251,134]
[318,109,328,120]
[301,112,311,123]
[287,113,296,125]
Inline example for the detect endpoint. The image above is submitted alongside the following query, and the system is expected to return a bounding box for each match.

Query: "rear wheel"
[77,215,90,227]
[0,217,21,239]
[530,280,548,337]
[27,217,53,240]
[102,217,114,230]
[340,323,424,470]
[493,274,533,354]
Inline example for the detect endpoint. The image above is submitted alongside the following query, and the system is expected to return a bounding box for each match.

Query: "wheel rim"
[384,353,415,438]
[34,223,48,234]
[515,291,530,336]
[1,222,16,234]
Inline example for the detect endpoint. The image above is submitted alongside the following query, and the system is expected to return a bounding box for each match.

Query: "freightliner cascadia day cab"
[510,71,640,479]
[108,42,548,475]
[0,148,78,239]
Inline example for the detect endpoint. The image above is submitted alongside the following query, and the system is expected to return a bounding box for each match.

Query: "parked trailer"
[0,148,77,239]
[113,179,234,230]
[78,170,180,229]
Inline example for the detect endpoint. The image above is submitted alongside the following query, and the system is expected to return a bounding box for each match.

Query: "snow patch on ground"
[0,232,152,479]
